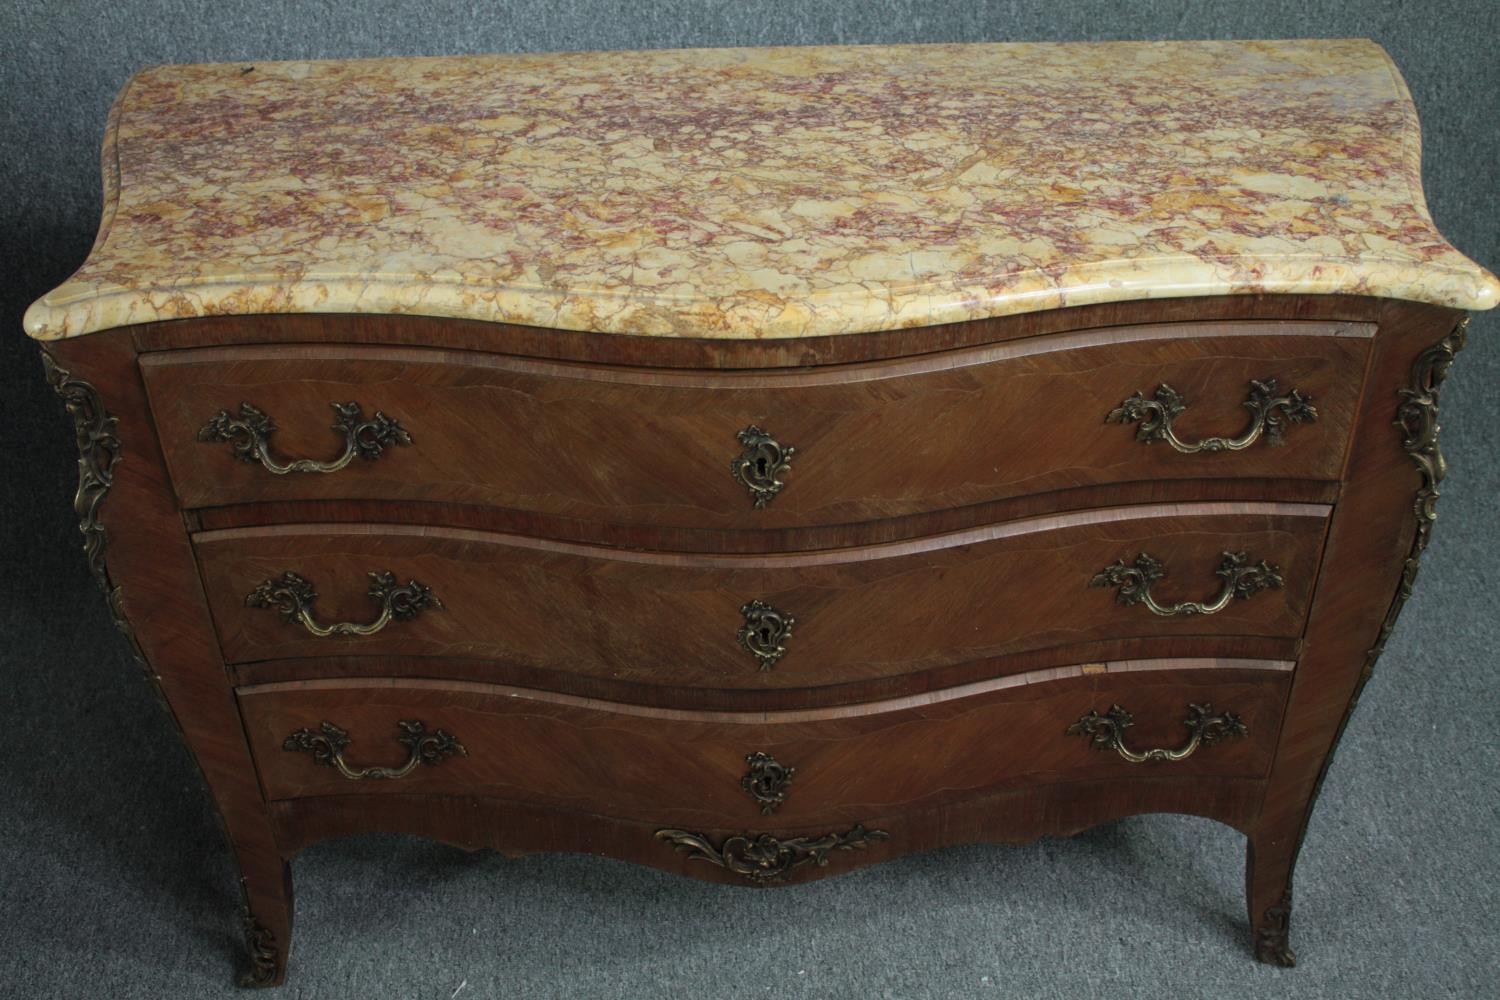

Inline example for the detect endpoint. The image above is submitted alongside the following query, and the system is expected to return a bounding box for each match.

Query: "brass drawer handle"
[1091,551,1283,617]
[1107,378,1316,453]
[731,425,795,508]
[283,720,467,780]
[247,570,442,637]
[199,400,411,474]
[1068,703,1246,763]
[738,599,794,670]
[655,824,888,883]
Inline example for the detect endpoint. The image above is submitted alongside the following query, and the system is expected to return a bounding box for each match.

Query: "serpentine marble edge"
[24,38,1499,341]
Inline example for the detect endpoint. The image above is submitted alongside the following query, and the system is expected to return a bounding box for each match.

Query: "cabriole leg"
[1245,824,1298,966]
[236,858,293,987]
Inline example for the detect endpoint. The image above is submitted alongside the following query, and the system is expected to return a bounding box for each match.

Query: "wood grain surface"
[195,503,1328,689]
[35,293,1466,983]
[143,322,1367,527]
[239,662,1291,825]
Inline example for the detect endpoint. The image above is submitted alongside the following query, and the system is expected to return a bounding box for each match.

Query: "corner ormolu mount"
[238,909,280,988]
[41,351,132,638]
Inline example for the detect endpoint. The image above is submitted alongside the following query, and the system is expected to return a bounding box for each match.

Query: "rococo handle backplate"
[1107,377,1316,453]
[199,400,411,474]
[247,570,442,637]
[1091,551,1283,617]
[283,720,467,780]
[1068,702,1247,763]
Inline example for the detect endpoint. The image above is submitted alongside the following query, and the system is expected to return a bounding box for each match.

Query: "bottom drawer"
[238,659,1291,827]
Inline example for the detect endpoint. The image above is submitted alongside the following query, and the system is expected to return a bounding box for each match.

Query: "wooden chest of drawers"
[24,40,1497,986]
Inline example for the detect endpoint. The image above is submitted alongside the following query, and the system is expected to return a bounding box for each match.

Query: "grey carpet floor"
[3,1,1499,997]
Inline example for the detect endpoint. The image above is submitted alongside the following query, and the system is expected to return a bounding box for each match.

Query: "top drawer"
[141,321,1370,528]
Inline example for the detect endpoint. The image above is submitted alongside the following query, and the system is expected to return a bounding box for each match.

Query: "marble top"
[25,39,1498,341]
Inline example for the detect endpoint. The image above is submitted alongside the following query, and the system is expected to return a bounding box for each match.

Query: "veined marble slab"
[24,39,1498,341]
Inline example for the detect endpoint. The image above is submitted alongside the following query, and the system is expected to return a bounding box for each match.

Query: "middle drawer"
[195,502,1327,689]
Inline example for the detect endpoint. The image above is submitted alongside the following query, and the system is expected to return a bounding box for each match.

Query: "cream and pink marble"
[24,39,1498,341]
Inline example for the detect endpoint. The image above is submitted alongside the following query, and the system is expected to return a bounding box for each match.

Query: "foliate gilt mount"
[655,824,888,884]
[41,352,121,593]
[247,570,442,638]
[1107,378,1316,453]
[199,400,411,475]
[1091,551,1283,617]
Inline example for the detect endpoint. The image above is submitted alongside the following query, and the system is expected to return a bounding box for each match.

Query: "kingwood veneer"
[24,40,1498,985]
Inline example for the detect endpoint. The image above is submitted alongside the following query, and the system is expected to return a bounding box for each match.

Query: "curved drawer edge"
[146,322,1368,526]
[239,655,1293,726]
[227,635,1304,708]
[201,504,1327,686]
[195,500,1330,570]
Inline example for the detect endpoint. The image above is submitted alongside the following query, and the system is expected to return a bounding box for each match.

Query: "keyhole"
[755,456,768,477]
[758,626,772,644]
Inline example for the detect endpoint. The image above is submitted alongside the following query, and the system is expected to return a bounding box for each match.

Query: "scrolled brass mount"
[1107,378,1316,453]
[731,425,795,508]
[655,824,887,883]
[282,720,467,780]
[1091,551,1283,617]
[1068,702,1247,764]
[246,570,442,637]
[741,751,795,814]
[738,599,794,670]
[199,400,411,474]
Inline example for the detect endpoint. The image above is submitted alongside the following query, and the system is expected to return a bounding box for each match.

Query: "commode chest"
[24,39,1497,986]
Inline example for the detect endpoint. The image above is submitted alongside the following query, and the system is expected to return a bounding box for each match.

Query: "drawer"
[144,321,1369,528]
[196,502,1328,689]
[238,661,1291,825]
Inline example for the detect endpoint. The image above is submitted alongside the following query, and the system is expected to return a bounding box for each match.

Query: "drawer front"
[144,322,1369,527]
[238,662,1291,825]
[196,502,1327,689]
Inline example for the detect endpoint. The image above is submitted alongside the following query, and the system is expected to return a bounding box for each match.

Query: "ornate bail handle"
[1107,378,1316,453]
[247,570,442,637]
[199,400,411,474]
[731,425,795,508]
[283,720,467,780]
[1091,551,1283,617]
[1068,703,1247,764]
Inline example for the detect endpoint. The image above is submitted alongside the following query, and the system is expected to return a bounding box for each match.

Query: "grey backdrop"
[2,2,1497,998]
